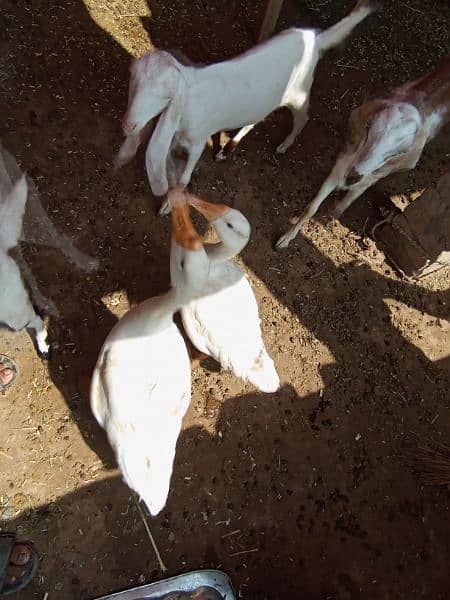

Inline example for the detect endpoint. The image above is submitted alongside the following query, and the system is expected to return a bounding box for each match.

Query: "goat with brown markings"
[276,57,450,249]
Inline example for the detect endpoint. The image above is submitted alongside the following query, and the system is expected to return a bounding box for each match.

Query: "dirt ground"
[1,0,450,598]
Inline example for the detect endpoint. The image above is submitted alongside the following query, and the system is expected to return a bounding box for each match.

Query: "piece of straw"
[133,495,167,573]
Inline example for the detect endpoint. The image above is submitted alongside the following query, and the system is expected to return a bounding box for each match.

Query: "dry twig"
[133,495,167,573]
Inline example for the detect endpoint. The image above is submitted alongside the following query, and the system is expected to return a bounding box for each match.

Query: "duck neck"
[163,285,197,314]
[205,224,248,264]
[204,241,240,264]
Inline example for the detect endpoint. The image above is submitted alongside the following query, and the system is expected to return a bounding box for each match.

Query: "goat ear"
[168,70,187,120]
[0,174,28,251]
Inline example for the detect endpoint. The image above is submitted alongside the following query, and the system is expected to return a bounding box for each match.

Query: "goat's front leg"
[276,102,309,154]
[158,143,205,216]
[114,120,155,169]
[179,142,206,187]
[145,105,181,200]
[158,143,184,216]
[114,132,141,169]
[215,125,255,161]
[146,141,169,199]
[157,151,182,216]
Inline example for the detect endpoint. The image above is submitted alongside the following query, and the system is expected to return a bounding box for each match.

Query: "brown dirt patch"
[1,1,450,599]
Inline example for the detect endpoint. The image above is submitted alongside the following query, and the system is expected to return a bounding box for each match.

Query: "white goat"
[276,57,450,249]
[0,174,50,357]
[116,0,376,209]
[0,144,98,356]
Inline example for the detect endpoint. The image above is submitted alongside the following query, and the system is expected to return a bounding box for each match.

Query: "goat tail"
[317,0,378,52]
[58,235,99,272]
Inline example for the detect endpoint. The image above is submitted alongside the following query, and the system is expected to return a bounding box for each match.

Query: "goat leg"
[215,124,256,161]
[276,102,309,154]
[26,313,50,359]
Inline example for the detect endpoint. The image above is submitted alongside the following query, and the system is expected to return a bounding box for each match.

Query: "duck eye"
[227,222,234,229]
[180,259,185,269]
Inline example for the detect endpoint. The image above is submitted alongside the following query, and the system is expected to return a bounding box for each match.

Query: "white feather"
[182,202,280,393]
[90,308,191,516]
[91,201,211,517]
[182,262,279,392]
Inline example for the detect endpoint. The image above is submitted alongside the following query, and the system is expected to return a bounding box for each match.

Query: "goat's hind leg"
[7,301,50,360]
[13,247,59,317]
[215,124,256,161]
[275,167,341,249]
[276,101,309,154]
[332,179,372,218]
[4,257,51,358]
[26,313,50,359]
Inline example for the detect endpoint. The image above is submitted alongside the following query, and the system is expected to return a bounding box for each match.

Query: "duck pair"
[90,189,279,516]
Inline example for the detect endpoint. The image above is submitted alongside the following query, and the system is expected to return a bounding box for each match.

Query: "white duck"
[90,189,209,516]
[182,195,280,393]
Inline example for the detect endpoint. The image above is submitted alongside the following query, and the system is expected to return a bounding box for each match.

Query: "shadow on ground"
[1,0,450,599]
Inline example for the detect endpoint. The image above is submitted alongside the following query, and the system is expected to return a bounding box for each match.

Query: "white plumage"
[90,310,191,516]
[90,191,210,516]
[182,196,280,393]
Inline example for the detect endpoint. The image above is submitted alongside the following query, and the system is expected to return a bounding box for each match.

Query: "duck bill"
[171,196,202,251]
[187,195,230,222]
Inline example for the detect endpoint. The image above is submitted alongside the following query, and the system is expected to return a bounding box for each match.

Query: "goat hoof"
[38,350,51,361]
[84,258,100,272]
[332,208,344,219]
[274,235,291,250]
[158,200,171,216]
[90,257,100,268]
[276,143,288,155]
[37,345,51,361]
[215,149,228,162]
